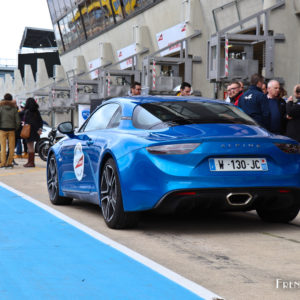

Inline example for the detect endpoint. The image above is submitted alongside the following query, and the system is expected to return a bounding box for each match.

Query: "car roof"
[105,95,227,106]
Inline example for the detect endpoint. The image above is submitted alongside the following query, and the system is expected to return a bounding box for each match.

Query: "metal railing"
[0,58,17,68]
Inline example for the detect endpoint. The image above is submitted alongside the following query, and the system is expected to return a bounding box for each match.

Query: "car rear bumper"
[118,147,300,211]
[153,187,300,214]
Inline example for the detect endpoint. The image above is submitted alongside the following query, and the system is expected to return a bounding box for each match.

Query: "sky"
[0,0,53,64]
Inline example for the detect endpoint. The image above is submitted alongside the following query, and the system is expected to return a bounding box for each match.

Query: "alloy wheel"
[101,164,117,222]
[47,156,58,201]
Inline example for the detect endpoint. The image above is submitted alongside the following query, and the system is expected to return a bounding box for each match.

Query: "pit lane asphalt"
[0,156,300,300]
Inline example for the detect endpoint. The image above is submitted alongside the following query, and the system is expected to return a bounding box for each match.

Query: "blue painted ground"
[0,185,206,300]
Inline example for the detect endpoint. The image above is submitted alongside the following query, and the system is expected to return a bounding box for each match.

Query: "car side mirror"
[58,121,74,135]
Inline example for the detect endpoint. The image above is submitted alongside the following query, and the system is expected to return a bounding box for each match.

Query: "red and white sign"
[156,23,187,56]
[73,143,84,181]
[116,43,137,70]
[88,58,101,79]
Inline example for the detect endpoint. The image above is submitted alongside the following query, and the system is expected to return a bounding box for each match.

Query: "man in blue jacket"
[266,80,287,135]
[238,74,270,130]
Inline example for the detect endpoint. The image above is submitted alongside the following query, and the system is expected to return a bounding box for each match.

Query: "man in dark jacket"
[0,93,20,168]
[266,80,287,135]
[238,74,270,129]
[286,84,300,142]
[23,97,43,168]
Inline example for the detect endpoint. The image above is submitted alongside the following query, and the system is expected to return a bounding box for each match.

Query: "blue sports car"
[47,96,300,228]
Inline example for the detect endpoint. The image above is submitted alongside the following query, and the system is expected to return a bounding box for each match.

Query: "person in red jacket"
[226,81,243,106]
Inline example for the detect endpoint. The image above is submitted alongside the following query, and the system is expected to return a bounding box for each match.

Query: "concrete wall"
[268,0,300,94]
[6,0,300,112]
[199,0,264,34]
[58,0,295,98]
[59,0,183,71]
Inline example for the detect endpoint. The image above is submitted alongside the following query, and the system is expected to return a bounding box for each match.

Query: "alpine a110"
[46,96,300,228]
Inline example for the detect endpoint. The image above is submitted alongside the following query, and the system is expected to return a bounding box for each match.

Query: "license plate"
[209,158,268,171]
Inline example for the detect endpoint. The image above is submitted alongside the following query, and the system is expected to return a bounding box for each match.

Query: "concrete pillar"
[24,64,36,91]
[133,26,152,52]
[4,74,14,95]
[74,55,87,75]
[36,58,54,89]
[263,0,278,9]
[99,43,114,67]
[294,0,300,12]
[0,78,5,99]
[13,69,25,95]
[73,55,89,80]
[54,65,66,82]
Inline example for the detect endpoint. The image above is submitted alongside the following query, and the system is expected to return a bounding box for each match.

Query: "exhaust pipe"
[226,192,252,206]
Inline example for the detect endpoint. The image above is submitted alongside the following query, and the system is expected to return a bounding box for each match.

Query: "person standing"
[261,82,268,95]
[238,73,270,129]
[0,93,20,168]
[16,101,28,158]
[238,81,244,92]
[179,82,192,96]
[226,81,243,106]
[266,80,287,135]
[15,102,24,158]
[130,82,142,96]
[23,97,43,168]
[286,84,300,142]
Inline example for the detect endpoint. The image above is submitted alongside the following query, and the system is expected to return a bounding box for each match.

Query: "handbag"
[20,124,31,139]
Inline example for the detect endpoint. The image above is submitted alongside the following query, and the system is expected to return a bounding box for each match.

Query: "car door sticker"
[74,143,84,181]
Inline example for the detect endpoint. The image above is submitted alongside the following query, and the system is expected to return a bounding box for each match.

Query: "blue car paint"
[48,96,300,212]
[116,141,300,211]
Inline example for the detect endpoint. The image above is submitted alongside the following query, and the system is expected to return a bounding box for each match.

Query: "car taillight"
[146,143,200,154]
[274,143,300,154]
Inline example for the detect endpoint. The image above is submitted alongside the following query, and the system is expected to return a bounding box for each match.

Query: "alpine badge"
[74,143,84,181]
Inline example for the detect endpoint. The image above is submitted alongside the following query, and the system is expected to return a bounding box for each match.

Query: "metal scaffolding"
[142,31,202,95]
[207,0,285,83]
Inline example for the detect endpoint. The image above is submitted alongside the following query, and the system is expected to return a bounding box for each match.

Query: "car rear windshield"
[132,101,257,129]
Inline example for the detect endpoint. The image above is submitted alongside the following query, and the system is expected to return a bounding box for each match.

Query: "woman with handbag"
[23,97,43,168]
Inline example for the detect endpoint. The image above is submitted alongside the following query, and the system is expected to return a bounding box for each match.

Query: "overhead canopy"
[19,27,57,49]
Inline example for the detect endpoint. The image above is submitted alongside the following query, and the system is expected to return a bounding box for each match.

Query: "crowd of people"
[130,77,300,143]
[0,76,299,169]
[226,73,300,142]
[0,94,43,169]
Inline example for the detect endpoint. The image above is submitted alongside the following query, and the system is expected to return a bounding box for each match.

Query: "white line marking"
[0,181,224,300]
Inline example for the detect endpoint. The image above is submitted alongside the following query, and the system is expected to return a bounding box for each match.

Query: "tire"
[39,141,51,161]
[47,154,73,205]
[100,158,139,229]
[36,138,49,153]
[256,204,300,223]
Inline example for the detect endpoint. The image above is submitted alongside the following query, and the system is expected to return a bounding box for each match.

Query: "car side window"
[107,106,122,128]
[83,103,121,132]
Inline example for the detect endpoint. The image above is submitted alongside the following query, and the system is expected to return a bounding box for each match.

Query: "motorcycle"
[37,127,63,161]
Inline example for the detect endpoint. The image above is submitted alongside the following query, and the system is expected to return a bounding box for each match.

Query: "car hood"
[146,123,271,141]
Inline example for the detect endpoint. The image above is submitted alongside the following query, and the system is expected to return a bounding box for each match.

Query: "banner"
[156,23,187,57]
[116,43,137,70]
[88,58,101,79]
